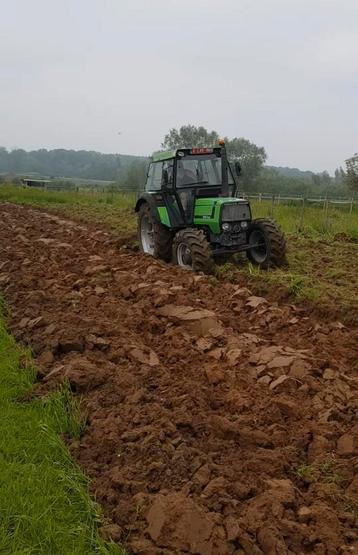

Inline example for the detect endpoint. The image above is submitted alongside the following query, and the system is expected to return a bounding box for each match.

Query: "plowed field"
[0,203,357,555]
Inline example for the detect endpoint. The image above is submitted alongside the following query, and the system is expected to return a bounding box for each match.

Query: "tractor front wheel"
[173,229,214,273]
[246,219,287,269]
[138,203,172,262]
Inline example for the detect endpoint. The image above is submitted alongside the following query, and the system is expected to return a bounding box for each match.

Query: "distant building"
[21,178,52,188]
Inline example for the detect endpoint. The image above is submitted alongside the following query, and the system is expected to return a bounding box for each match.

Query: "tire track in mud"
[0,203,357,555]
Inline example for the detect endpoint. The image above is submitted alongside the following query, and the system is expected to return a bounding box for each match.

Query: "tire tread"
[173,228,214,273]
[247,218,287,269]
[138,204,173,262]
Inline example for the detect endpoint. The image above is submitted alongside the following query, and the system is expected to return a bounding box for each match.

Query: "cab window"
[163,160,174,186]
[145,162,163,191]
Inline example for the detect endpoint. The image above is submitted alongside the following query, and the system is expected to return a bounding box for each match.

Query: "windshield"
[176,155,234,188]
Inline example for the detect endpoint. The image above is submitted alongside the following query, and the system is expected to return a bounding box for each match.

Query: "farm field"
[0,185,357,322]
[0,201,357,553]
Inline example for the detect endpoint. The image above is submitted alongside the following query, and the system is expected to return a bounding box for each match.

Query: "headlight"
[222,222,230,232]
[241,221,248,230]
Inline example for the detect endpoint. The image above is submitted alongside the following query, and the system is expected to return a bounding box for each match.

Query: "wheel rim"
[248,229,267,264]
[177,242,193,270]
[140,215,154,255]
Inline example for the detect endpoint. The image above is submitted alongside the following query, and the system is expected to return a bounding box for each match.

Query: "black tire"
[246,218,287,269]
[173,228,214,273]
[138,203,172,262]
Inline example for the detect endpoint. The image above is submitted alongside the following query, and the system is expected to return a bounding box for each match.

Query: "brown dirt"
[1,202,357,555]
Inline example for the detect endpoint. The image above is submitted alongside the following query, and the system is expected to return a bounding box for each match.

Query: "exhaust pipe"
[220,140,229,197]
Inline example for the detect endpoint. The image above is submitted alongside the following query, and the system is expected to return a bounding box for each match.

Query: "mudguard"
[135,193,161,222]
[135,192,186,228]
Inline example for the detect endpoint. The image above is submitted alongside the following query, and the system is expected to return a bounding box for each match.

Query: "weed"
[208,275,219,286]
[343,497,358,517]
[288,274,306,296]
[296,457,345,488]
[319,457,343,485]
[296,464,316,480]
[246,262,261,277]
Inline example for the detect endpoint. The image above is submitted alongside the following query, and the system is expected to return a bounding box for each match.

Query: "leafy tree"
[162,125,219,149]
[225,137,266,188]
[161,125,266,189]
[121,160,148,191]
[0,147,148,183]
[320,170,332,189]
[345,154,358,192]
[311,173,322,188]
[334,167,345,186]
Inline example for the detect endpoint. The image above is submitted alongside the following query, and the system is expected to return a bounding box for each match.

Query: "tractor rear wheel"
[138,203,172,262]
[246,218,287,269]
[173,228,214,273]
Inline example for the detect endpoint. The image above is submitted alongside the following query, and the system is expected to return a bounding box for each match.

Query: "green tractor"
[135,142,286,272]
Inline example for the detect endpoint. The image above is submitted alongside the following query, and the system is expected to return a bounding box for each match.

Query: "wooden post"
[324,198,329,230]
[299,197,305,231]
[350,198,354,214]
[270,195,275,217]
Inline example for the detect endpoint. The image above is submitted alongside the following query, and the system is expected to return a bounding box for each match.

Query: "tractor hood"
[194,197,250,234]
[195,197,247,207]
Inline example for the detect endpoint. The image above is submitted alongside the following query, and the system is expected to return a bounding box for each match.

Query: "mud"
[0,202,357,555]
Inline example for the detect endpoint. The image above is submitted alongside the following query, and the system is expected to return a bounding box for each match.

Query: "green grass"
[296,464,316,480]
[295,458,342,484]
[250,198,358,239]
[0,301,124,555]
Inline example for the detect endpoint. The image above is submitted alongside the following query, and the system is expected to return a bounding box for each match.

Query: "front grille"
[221,202,250,222]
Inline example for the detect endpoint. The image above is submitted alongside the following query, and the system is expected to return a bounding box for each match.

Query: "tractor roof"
[152,147,221,163]
[152,150,177,162]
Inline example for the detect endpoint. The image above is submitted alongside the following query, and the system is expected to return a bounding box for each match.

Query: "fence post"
[270,195,275,217]
[277,194,280,205]
[350,198,354,214]
[259,193,262,203]
[299,197,305,231]
[324,198,329,231]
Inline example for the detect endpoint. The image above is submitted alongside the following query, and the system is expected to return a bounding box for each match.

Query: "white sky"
[1,0,357,172]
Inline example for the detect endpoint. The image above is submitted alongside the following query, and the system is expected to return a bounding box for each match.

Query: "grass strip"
[0,300,124,555]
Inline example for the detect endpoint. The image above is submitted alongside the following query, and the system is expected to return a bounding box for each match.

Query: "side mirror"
[235,161,242,177]
[162,169,169,188]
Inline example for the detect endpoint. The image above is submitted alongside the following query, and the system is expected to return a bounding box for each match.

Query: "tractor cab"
[139,145,248,229]
[149,146,236,197]
[135,141,286,272]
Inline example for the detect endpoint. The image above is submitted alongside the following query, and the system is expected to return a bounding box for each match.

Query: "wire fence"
[242,192,357,214]
[240,192,357,237]
[19,182,358,237]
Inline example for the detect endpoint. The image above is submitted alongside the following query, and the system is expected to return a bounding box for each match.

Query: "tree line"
[162,125,356,196]
[0,146,146,182]
[0,126,356,196]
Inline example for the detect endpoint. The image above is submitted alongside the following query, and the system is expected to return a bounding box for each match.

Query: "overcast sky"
[1,0,357,172]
